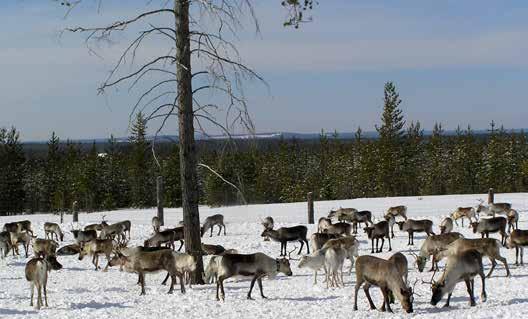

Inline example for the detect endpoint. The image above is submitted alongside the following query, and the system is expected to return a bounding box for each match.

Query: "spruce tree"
[129,112,151,208]
[376,81,406,196]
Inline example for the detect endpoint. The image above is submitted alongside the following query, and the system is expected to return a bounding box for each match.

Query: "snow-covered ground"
[2,193,528,318]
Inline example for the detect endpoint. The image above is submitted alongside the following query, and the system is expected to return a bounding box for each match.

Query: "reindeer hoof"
[247,296,254,300]
[443,303,450,308]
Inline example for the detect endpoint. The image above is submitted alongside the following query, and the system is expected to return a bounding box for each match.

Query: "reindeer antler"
[287,246,300,260]
[422,268,438,285]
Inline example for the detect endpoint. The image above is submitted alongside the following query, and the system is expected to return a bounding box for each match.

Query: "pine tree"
[376,81,406,196]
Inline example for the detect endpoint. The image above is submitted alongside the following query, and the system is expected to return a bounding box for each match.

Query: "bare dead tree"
[55,0,266,283]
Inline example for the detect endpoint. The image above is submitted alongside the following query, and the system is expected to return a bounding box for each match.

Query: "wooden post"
[72,201,78,223]
[488,188,494,204]
[60,211,64,224]
[307,192,314,224]
[157,175,165,226]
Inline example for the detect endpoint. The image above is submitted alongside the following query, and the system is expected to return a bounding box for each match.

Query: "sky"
[1,0,528,141]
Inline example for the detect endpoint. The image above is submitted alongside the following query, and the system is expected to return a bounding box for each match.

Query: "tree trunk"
[156,175,164,226]
[307,192,314,224]
[175,0,204,284]
[488,188,494,204]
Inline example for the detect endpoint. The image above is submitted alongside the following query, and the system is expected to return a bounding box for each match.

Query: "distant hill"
[23,128,528,145]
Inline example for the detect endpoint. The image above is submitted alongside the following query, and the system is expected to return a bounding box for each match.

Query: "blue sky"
[1,0,528,141]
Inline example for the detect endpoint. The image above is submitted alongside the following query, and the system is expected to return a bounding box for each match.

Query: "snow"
[2,193,528,318]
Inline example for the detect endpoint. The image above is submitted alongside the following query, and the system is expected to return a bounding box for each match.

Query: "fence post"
[307,192,314,224]
[72,201,78,223]
[488,188,494,204]
[157,175,165,226]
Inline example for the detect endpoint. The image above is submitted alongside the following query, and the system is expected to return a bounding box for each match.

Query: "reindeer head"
[45,255,63,271]
[363,226,374,238]
[470,221,479,233]
[399,287,414,313]
[409,251,427,272]
[396,221,405,230]
[276,258,293,276]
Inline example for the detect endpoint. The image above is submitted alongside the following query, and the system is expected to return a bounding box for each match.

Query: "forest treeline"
[1,82,528,215]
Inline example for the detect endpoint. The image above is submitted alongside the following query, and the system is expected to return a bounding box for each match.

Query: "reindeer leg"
[44,278,48,307]
[480,269,487,302]
[247,275,259,300]
[103,253,111,272]
[179,273,185,294]
[465,279,475,306]
[139,272,146,295]
[36,283,42,310]
[486,258,496,277]
[162,272,170,285]
[210,227,213,237]
[30,282,34,307]
[371,239,374,254]
[382,287,393,313]
[223,223,226,236]
[497,255,511,277]
[521,247,524,265]
[257,276,267,299]
[363,284,376,310]
[353,279,363,311]
[388,235,392,251]
[443,293,452,307]
[216,278,221,301]
[380,237,385,253]
[178,241,184,252]
[298,240,304,255]
[305,239,310,254]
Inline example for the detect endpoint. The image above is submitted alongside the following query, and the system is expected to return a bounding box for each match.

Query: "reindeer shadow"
[508,298,528,305]
[0,309,38,315]
[280,295,339,302]
[70,301,130,309]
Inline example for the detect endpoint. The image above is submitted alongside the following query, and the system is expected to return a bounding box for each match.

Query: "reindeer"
[161,252,197,288]
[164,227,184,251]
[324,246,346,288]
[204,250,241,284]
[451,207,477,227]
[384,214,396,238]
[440,217,453,234]
[202,244,226,255]
[15,220,33,235]
[321,236,359,275]
[434,238,510,277]
[109,248,185,295]
[261,216,274,241]
[10,231,33,257]
[412,232,464,272]
[309,233,339,252]
[317,217,332,233]
[507,209,519,233]
[32,239,59,258]
[84,223,103,233]
[477,201,512,217]
[25,255,62,309]
[349,211,374,234]
[78,239,114,271]
[71,229,97,247]
[353,255,413,313]
[44,223,64,242]
[201,214,226,237]
[385,205,408,221]
[387,252,409,304]
[0,231,11,258]
[328,207,358,222]
[3,222,20,233]
[144,229,176,250]
[506,229,528,265]
[470,217,507,246]
[364,221,391,253]
[261,226,309,256]
[152,216,161,233]
[57,243,81,256]
[298,250,327,285]
[396,219,435,245]
[215,252,293,301]
[429,250,487,308]
[324,222,353,237]
[100,221,127,243]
